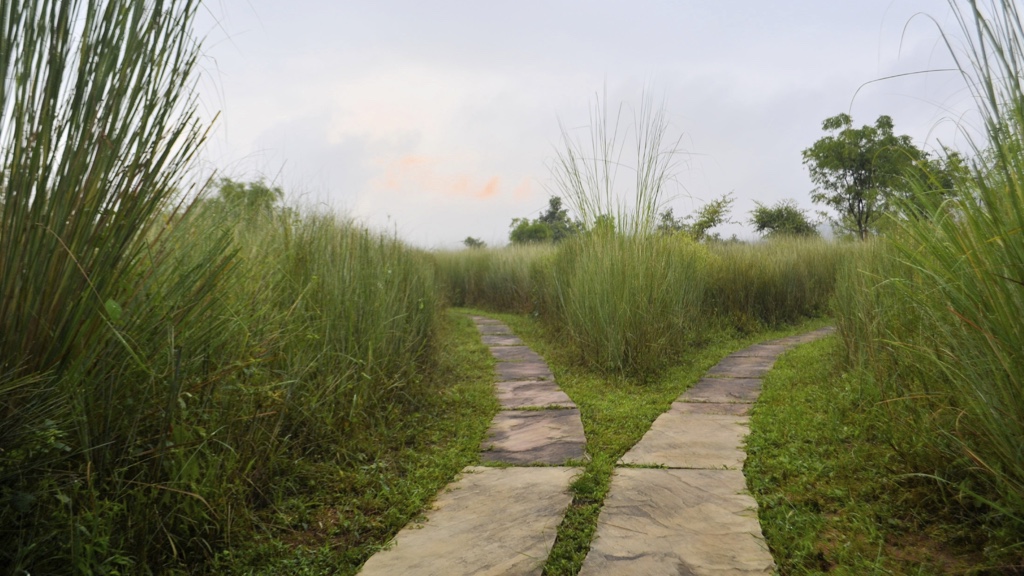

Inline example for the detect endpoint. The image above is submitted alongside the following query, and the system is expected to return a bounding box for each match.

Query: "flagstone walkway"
[579,327,835,576]
[359,315,584,576]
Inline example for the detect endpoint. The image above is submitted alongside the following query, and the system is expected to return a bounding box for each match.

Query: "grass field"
[4,0,1024,573]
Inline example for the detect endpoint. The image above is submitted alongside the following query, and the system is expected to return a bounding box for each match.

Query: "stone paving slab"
[705,355,776,379]
[579,469,773,576]
[681,377,763,404]
[482,409,586,464]
[490,346,546,362]
[359,466,577,576]
[482,334,524,346]
[470,316,504,325]
[762,326,835,347]
[496,380,575,409]
[496,361,554,381]
[672,401,751,416]
[477,323,514,335]
[729,344,789,357]
[620,408,748,469]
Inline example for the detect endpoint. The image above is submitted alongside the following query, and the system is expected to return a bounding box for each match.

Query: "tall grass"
[705,238,852,331]
[545,232,709,373]
[551,89,683,235]
[0,1,443,572]
[1,0,214,568]
[435,236,848,375]
[832,0,1024,544]
[433,243,554,313]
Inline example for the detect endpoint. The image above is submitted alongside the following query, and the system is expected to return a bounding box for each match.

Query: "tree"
[508,196,580,244]
[509,218,554,244]
[536,196,581,241]
[802,114,926,240]
[212,177,284,215]
[463,236,486,249]
[656,193,735,241]
[749,199,819,238]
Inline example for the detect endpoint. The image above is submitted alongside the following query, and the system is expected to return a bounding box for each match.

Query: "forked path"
[580,327,835,576]
[359,315,584,576]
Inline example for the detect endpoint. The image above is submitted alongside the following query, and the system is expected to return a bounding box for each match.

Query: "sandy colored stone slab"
[579,469,773,576]
[477,323,514,335]
[496,380,575,409]
[673,402,751,416]
[620,407,749,469]
[470,316,503,325]
[489,346,545,362]
[705,355,776,379]
[496,361,554,381]
[482,409,586,464]
[482,334,524,346]
[681,377,763,404]
[729,344,788,358]
[762,326,835,347]
[360,466,577,576]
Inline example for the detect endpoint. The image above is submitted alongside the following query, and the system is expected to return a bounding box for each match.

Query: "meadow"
[3,0,1024,573]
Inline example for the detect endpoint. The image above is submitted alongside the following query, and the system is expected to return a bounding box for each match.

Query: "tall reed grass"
[435,235,848,375]
[433,243,555,313]
[545,231,709,373]
[832,0,1024,544]
[0,1,442,571]
[705,238,852,331]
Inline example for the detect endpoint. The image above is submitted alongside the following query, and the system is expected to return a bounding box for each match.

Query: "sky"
[191,1,982,248]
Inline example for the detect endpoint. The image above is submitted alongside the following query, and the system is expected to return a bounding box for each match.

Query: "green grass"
[480,311,832,575]
[825,1,1024,545]
[208,310,498,575]
[435,236,853,378]
[747,335,1018,574]
[433,243,555,313]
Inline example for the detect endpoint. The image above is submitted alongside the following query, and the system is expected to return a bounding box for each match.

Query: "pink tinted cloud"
[374,154,505,201]
[477,177,500,199]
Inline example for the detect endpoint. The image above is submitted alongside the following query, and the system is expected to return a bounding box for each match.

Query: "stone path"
[359,315,584,576]
[580,327,834,576]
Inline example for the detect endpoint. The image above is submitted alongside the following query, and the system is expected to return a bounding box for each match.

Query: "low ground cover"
[747,336,1022,573]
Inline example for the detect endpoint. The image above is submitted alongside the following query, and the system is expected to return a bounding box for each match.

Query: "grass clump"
[544,231,709,374]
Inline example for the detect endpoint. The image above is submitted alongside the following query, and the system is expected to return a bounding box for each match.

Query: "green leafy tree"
[536,196,581,241]
[463,236,486,249]
[802,114,926,240]
[508,196,580,244]
[212,177,284,215]
[509,218,554,243]
[656,207,686,234]
[749,199,819,238]
[656,193,735,241]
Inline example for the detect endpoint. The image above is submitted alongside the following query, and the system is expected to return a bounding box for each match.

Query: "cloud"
[374,154,505,201]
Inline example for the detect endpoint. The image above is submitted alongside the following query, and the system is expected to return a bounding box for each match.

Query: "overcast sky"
[191,1,981,248]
